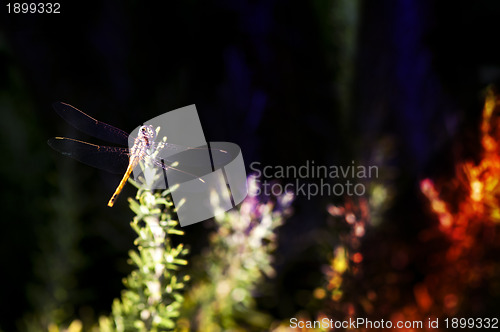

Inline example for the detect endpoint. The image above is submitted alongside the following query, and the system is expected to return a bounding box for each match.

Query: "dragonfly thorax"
[129,125,157,159]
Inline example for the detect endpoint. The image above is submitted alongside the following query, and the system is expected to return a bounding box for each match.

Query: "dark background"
[1,0,500,330]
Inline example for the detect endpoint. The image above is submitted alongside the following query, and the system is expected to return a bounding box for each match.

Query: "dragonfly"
[48,102,225,207]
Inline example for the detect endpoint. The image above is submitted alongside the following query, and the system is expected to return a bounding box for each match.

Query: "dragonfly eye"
[139,125,156,140]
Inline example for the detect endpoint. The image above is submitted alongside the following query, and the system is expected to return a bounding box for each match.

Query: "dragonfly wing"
[53,102,130,146]
[157,143,233,168]
[48,137,129,174]
[152,143,234,184]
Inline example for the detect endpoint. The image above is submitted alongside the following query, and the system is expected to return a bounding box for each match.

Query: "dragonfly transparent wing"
[149,142,233,185]
[53,102,130,146]
[48,137,129,174]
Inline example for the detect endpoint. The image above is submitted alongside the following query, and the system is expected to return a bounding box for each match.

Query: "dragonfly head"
[139,125,156,143]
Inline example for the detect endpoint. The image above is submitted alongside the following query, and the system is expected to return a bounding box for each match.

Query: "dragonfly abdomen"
[107,127,154,207]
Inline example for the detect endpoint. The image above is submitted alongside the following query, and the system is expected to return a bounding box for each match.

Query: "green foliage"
[99,185,189,332]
